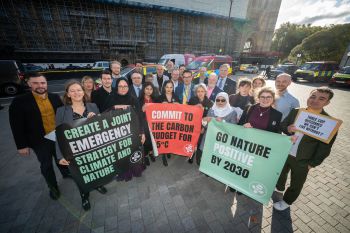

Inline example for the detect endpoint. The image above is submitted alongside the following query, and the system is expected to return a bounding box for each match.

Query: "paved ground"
[0,80,349,233]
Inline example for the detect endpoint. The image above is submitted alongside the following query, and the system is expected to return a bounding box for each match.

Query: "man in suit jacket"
[9,72,69,200]
[217,64,236,95]
[129,72,143,98]
[207,73,223,102]
[175,70,195,104]
[274,87,337,211]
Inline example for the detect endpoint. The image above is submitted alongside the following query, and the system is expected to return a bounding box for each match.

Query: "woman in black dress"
[112,78,146,181]
[155,80,180,166]
[139,82,159,165]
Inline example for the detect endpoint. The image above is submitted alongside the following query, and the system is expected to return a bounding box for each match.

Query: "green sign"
[199,120,292,205]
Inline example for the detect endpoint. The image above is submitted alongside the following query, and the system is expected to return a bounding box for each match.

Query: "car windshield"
[158,59,168,66]
[186,60,208,70]
[299,63,320,71]
[121,67,134,76]
[340,66,350,74]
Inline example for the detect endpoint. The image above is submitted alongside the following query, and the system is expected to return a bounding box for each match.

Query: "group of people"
[9,61,337,217]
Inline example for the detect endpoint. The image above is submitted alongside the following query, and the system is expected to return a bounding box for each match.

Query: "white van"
[92,61,110,70]
[158,54,195,67]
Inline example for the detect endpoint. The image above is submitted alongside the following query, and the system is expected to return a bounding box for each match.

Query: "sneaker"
[273,200,290,211]
[96,186,107,194]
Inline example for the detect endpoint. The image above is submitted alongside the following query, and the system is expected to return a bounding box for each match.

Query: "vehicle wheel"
[3,84,19,96]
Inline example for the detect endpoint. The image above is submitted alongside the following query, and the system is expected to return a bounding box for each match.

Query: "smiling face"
[196,86,206,99]
[171,70,180,81]
[117,80,129,95]
[307,90,330,111]
[219,66,229,78]
[238,84,251,96]
[28,76,48,95]
[258,91,274,108]
[144,85,153,97]
[110,63,121,76]
[131,73,142,86]
[101,74,112,89]
[165,82,174,95]
[275,75,291,93]
[208,74,218,87]
[68,83,85,103]
[183,72,192,85]
[253,79,264,89]
[215,96,227,108]
[83,79,94,91]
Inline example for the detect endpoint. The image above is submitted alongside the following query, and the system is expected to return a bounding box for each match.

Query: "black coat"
[9,92,63,149]
[238,104,282,133]
[219,77,237,96]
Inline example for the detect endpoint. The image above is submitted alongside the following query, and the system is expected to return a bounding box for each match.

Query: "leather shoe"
[162,155,168,166]
[81,195,91,211]
[149,154,156,162]
[188,157,193,164]
[96,186,107,194]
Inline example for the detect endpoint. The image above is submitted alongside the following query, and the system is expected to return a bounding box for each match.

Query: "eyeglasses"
[118,86,129,89]
[216,99,226,103]
[259,96,273,100]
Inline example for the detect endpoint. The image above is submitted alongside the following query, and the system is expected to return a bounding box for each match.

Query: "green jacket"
[281,108,337,167]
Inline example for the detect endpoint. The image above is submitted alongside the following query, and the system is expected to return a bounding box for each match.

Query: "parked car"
[293,61,339,82]
[92,61,110,70]
[158,54,196,67]
[270,64,299,79]
[329,66,350,86]
[65,64,81,69]
[0,60,27,95]
[244,66,259,74]
[24,64,44,72]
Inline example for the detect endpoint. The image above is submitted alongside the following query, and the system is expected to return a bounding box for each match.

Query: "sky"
[275,0,350,29]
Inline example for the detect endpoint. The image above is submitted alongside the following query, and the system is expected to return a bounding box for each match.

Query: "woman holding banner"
[113,78,146,181]
[155,80,180,166]
[236,86,282,224]
[188,83,213,164]
[56,80,107,211]
[139,82,159,166]
[199,92,238,164]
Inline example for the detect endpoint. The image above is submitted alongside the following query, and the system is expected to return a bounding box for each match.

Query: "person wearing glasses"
[199,92,239,163]
[112,78,146,181]
[56,80,107,211]
[235,87,282,224]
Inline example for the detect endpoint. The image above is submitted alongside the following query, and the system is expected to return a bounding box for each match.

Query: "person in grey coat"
[55,80,107,211]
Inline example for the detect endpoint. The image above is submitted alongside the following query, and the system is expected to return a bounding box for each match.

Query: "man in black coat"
[217,64,237,95]
[9,72,69,200]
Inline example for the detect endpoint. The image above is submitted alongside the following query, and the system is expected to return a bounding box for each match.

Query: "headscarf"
[211,92,234,117]
[114,78,133,105]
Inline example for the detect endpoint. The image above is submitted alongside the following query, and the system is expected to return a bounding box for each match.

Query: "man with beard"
[110,60,121,88]
[275,73,300,120]
[9,72,70,200]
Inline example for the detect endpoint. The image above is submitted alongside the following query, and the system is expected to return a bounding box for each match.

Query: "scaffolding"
[0,0,245,63]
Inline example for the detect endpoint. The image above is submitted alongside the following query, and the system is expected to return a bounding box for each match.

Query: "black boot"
[149,154,156,162]
[162,155,168,166]
[196,150,202,166]
[188,157,193,164]
[167,153,171,159]
[81,193,91,211]
[145,156,150,166]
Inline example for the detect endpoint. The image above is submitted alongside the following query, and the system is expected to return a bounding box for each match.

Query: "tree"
[289,24,350,63]
[271,23,322,60]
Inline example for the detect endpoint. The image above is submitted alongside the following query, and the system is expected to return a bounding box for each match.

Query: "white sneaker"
[273,200,290,211]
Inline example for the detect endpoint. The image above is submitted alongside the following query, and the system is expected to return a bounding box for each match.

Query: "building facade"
[0,0,281,64]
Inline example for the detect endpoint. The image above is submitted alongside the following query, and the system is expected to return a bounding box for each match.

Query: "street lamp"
[296,53,301,65]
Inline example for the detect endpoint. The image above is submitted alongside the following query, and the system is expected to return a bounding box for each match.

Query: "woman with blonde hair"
[81,75,95,101]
